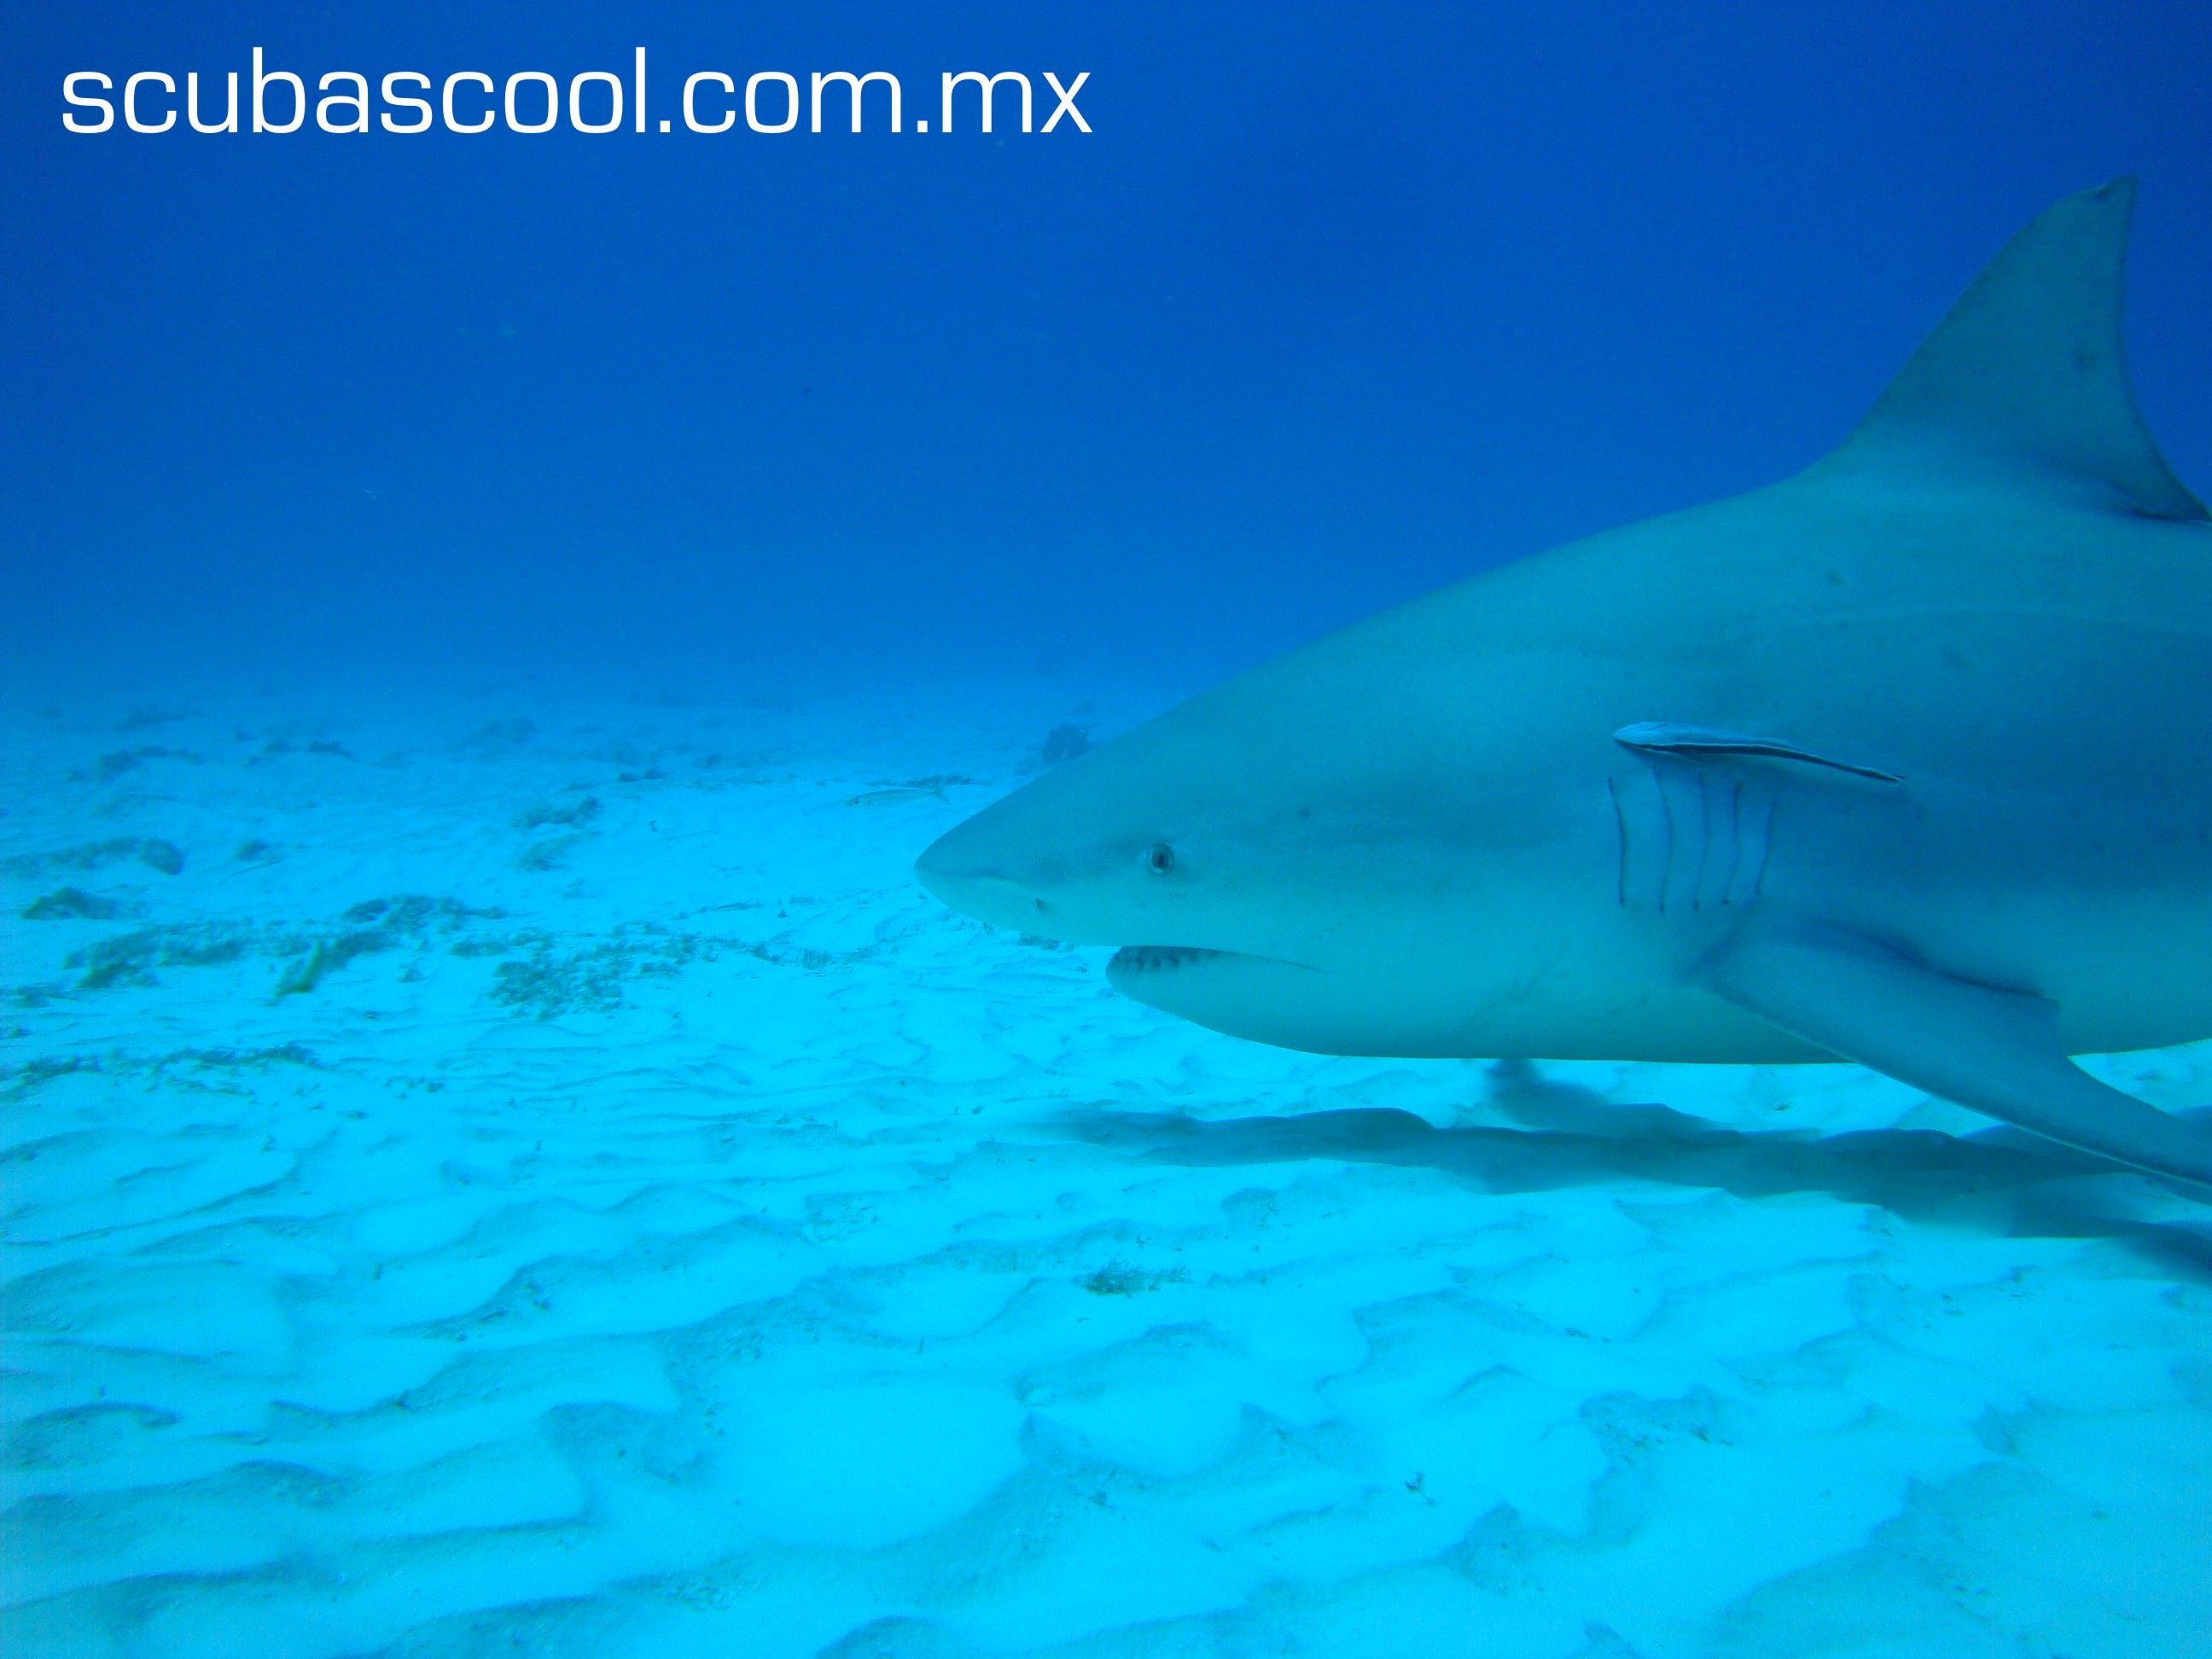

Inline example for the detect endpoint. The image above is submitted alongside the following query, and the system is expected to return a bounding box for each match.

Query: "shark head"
[915,693,1328,985]
[912,663,1547,1053]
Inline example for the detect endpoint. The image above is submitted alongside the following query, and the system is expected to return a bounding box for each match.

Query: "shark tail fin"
[1819,178,2206,521]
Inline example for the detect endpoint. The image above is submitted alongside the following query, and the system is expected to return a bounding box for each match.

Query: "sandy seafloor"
[3,682,2209,1659]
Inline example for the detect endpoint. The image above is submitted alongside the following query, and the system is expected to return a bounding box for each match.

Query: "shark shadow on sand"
[1055,1063,2212,1282]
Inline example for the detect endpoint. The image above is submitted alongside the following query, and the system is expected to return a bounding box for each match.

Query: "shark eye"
[1143,841,1176,876]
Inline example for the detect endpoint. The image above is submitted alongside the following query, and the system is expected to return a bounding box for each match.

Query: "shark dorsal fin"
[1821,178,2205,521]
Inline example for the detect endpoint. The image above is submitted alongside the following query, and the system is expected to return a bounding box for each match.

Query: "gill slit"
[1608,777,1629,909]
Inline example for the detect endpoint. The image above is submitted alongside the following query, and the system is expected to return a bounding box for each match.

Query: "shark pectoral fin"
[1699,918,2212,1184]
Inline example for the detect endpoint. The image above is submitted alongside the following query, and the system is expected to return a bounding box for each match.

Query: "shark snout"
[914,832,1054,930]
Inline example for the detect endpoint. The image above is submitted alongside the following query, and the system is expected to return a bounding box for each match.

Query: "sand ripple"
[3,692,2209,1657]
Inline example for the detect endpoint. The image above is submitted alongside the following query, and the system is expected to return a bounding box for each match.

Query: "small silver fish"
[845,786,946,808]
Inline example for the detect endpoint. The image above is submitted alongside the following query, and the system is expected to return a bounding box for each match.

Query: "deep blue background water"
[5,2,2209,700]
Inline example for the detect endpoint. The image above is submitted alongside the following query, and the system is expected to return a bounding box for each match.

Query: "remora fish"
[917,180,2212,1183]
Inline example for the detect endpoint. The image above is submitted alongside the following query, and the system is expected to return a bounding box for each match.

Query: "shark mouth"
[1109,946,1317,975]
[1109,946,1229,973]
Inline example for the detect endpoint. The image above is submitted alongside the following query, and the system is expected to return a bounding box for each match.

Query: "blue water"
[4,5,2211,1656]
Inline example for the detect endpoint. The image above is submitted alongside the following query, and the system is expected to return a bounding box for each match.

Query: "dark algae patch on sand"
[21,888,123,922]
[2,837,184,878]
[275,895,509,998]
[67,924,252,989]
[515,795,602,830]
[52,894,505,996]
[271,931,393,998]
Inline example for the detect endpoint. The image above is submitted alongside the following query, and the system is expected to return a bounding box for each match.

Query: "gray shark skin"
[917,180,2212,1184]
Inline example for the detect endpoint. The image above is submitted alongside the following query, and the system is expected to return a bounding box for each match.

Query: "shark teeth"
[1111,946,1225,972]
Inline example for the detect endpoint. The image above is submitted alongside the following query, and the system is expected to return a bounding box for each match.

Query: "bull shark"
[916,180,2212,1183]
